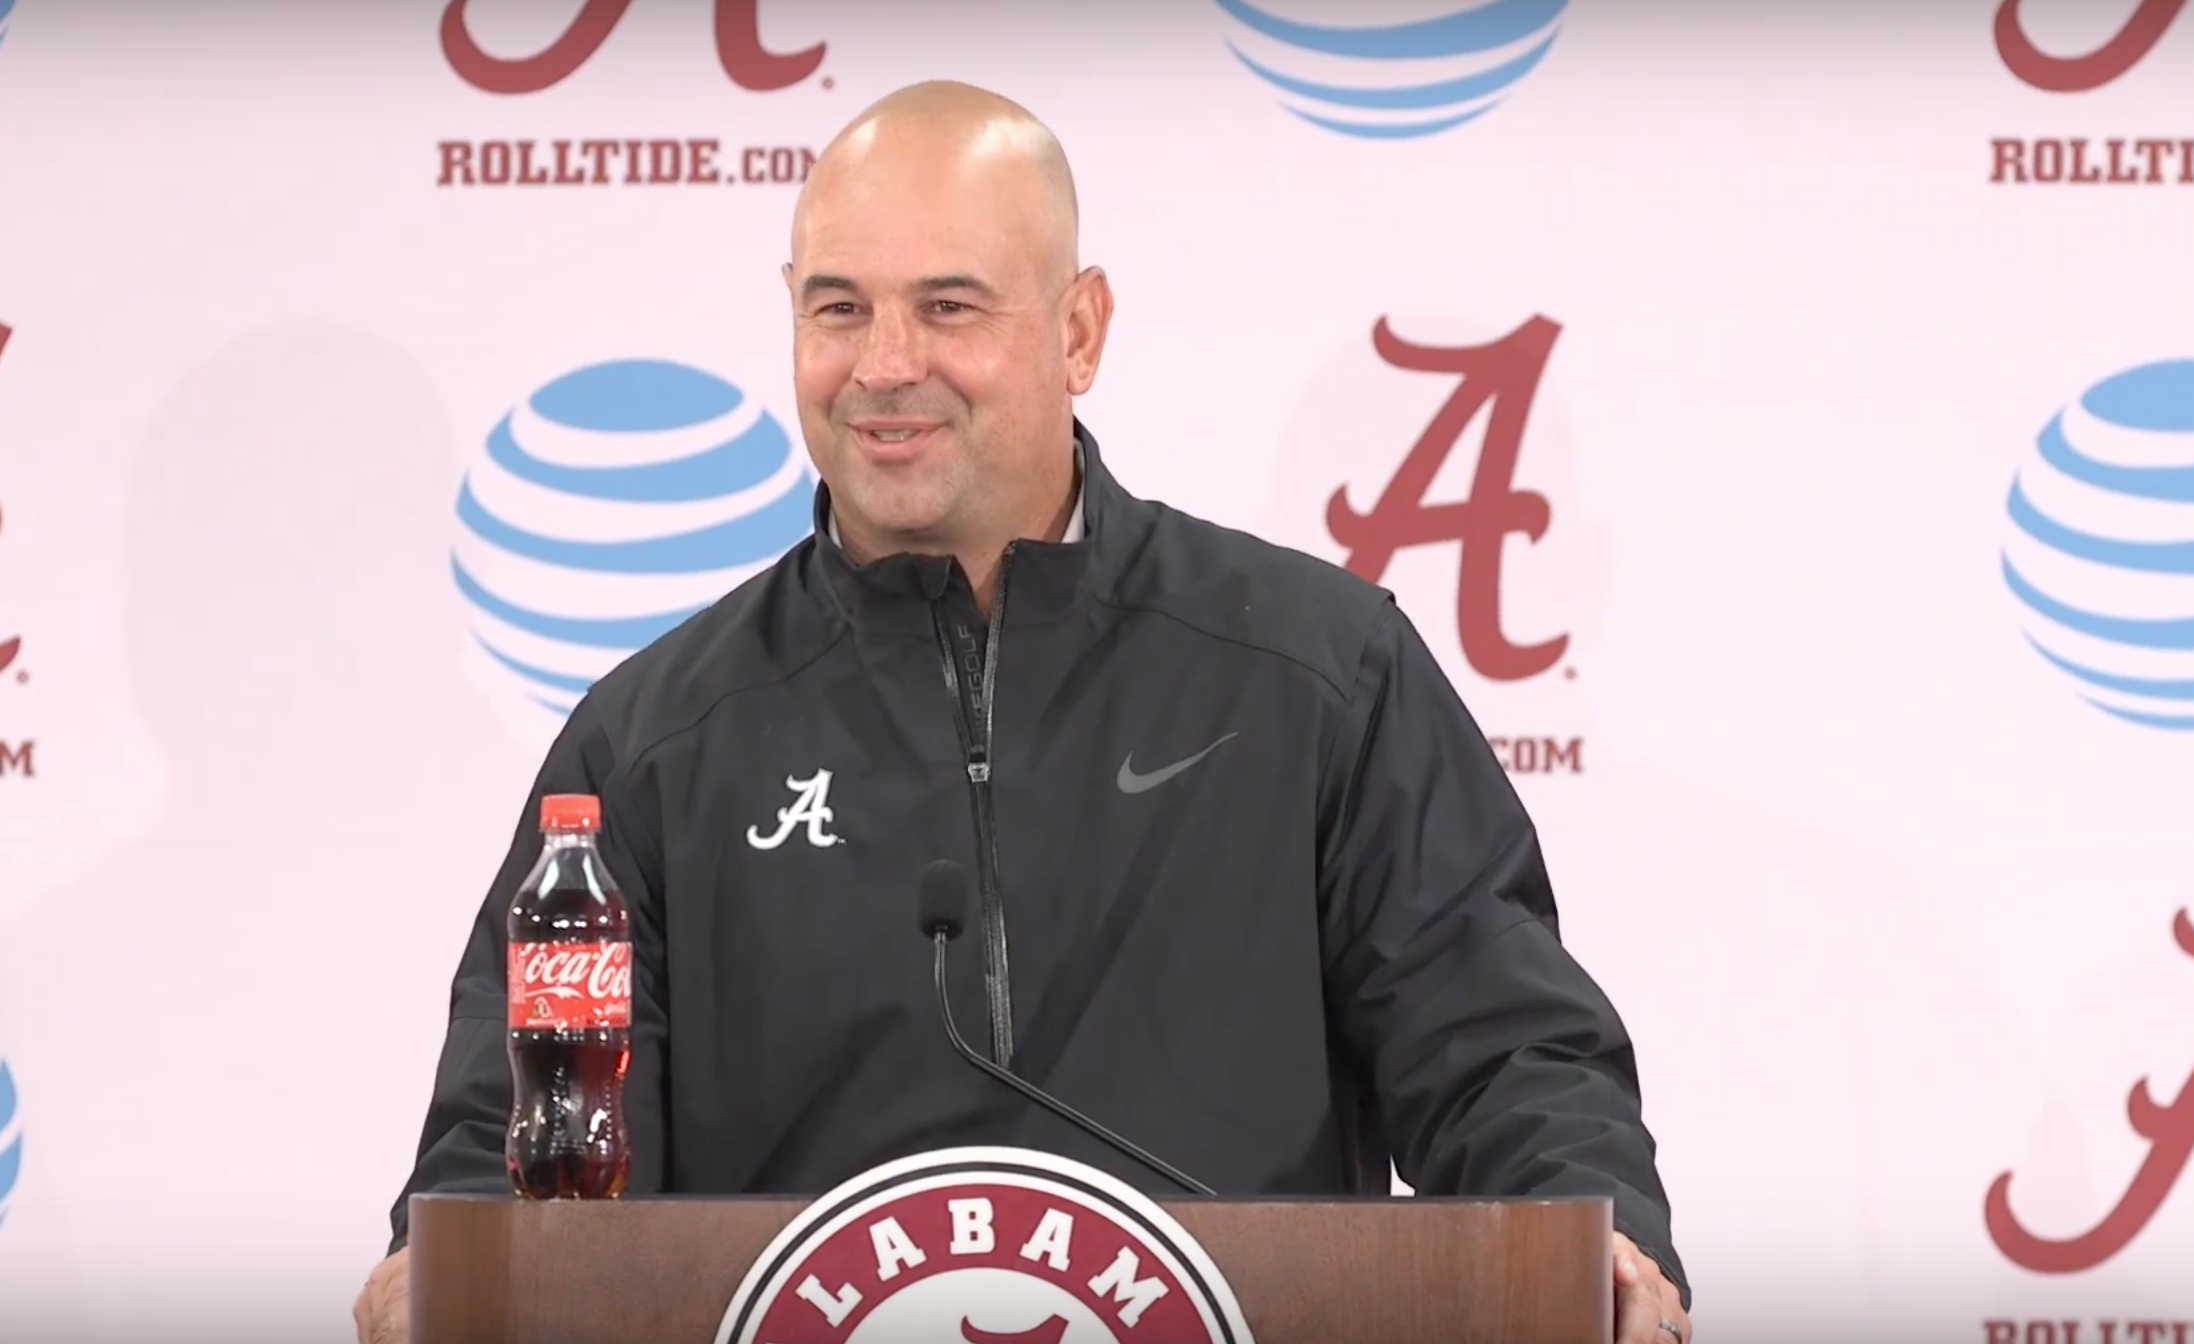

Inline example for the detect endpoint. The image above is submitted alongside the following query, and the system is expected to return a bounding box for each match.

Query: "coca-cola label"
[507,941,632,1030]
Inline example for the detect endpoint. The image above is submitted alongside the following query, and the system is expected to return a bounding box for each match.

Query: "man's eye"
[931,301,967,315]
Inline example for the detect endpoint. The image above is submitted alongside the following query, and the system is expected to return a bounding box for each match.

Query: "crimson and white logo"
[714,1147,1254,1344]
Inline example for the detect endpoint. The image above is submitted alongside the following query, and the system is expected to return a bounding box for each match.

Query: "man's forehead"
[792,210,1032,291]
[793,232,1002,286]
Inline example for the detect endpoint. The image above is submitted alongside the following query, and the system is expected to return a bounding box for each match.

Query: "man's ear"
[1063,266,1114,396]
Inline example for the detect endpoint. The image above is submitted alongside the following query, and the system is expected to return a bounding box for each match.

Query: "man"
[355,81,1691,1344]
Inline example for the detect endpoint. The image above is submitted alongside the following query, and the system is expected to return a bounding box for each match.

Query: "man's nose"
[852,305,923,390]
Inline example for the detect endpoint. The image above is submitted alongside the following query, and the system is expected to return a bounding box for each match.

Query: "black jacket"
[390,421,1687,1303]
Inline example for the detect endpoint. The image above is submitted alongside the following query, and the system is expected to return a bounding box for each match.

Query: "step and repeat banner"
[1,0,2190,1338]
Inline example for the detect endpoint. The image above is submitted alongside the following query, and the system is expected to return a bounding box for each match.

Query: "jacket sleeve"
[1316,598,1689,1308]
[384,699,670,1254]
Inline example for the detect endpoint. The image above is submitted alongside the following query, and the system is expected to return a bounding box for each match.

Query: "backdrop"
[2,0,2191,1339]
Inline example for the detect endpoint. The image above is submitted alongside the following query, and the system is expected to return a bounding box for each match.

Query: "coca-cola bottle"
[506,793,632,1199]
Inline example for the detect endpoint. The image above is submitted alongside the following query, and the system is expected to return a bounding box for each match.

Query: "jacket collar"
[807,418,1136,634]
[827,464,1087,546]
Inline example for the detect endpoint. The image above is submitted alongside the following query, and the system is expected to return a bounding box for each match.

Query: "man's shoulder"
[569,542,839,765]
[1111,499,1396,696]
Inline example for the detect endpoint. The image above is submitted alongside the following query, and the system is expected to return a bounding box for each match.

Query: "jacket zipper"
[932,544,1017,1069]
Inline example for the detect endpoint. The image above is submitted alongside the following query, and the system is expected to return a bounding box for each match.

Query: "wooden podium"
[408,1191,1613,1342]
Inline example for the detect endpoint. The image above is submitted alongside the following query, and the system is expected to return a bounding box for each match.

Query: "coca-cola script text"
[508,941,633,1031]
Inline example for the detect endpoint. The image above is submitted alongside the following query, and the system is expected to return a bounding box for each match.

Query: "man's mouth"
[848,421,945,458]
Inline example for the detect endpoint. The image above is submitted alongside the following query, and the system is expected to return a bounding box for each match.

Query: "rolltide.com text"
[437,138,818,189]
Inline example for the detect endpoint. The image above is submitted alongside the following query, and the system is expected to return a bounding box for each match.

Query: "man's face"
[786,138,1074,550]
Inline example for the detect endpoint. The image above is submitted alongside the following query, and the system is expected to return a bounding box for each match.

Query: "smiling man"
[787,91,1092,605]
[356,81,1690,1344]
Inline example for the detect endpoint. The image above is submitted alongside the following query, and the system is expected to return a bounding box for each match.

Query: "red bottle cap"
[539,794,600,833]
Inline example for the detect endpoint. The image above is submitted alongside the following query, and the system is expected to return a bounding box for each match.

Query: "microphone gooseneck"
[915,860,1214,1197]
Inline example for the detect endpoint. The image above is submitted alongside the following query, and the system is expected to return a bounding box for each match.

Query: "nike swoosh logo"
[1116,732,1238,795]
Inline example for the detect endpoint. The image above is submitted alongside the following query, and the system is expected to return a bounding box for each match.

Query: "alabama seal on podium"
[713,1147,1256,1344]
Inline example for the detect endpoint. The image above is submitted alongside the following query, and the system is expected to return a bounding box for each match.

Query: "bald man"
[357,83,1690,1344]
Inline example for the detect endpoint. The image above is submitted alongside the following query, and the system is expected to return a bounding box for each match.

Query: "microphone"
[913,859,1214,1196]
[915,859,966,941]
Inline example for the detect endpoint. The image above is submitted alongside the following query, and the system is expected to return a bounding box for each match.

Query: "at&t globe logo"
[1213,0,1566,140]
[0,1059,20,1231]
[2001,359,2194,731]
[451,359,815,741]
[0,0,14,50]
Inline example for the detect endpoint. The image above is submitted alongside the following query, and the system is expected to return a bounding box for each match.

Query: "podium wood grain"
[409,1192,1613,1343]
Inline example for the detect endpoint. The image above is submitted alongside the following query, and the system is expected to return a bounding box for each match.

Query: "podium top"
[408,1191,1613,1344]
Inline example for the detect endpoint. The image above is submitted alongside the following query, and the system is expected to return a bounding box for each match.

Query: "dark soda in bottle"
[506,793,631,1199]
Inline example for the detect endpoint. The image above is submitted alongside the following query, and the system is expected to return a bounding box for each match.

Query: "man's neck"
[955,478,1081,614]
[829,450,1085,617]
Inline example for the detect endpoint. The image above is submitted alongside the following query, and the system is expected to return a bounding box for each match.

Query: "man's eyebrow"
[914,274,1000,300]
[801,274,861,299]
[799,273,1003,302]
